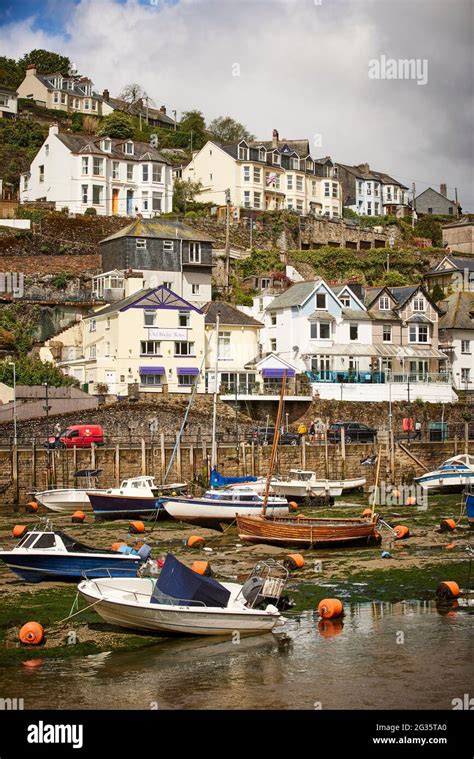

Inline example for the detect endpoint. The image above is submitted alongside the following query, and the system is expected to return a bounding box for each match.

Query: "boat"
[0,523,145,582]
[414,454,474,492]
[162,486,289,529]
[236,512,380,547]
[466,492,474,529]
[77,553,287,636]
[34,469,105,513]
[209,467,258,488]
[88,476,186,520]
[269,469,344,499]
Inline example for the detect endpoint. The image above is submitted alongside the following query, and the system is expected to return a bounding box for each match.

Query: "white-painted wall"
[313,381,457,403]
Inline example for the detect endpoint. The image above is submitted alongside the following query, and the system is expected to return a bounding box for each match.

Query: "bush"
[84,207,97,216]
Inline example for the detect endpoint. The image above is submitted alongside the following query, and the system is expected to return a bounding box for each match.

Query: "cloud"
[0,0,472,209]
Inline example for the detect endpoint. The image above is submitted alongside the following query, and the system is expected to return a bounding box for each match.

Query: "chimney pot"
[440,183,447,197]
[272,128,279,148]
[26,64,37,74]
[160,105,166,114]
[102,89,110,101]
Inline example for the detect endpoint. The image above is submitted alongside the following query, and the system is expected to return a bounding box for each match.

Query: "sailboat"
[236,371,380,548]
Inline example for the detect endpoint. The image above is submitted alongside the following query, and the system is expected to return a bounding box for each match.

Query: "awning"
[261,368,296,378]
[177,367,200,375]
[139,366,165,375]
[374,346,448,359]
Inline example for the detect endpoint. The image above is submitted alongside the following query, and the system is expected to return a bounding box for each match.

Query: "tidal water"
[1,601,472,710]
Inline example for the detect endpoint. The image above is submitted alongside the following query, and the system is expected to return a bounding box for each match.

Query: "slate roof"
[99,218,215,244]
[265,281,321,310]
[202,301,263,328]
[438,292,474,330]
[337,163,408,189]
[254,139,311,157]
[106,97,176,127]
[89,288,154,317]
[426,256,474,275]
[56,133,172,164]
[341,308,372,321]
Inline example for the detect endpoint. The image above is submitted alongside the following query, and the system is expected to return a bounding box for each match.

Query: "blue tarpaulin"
[210,467,258,488]
[152,554,230,608]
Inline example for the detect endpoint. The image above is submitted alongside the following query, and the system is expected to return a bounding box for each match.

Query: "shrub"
[84,207,97,216]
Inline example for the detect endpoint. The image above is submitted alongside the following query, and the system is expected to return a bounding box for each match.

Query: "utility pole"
[172,110,177,131]
[224,188,231,296]
[455,187,459,218]
[411,182,416,229]
[211,312,220,471]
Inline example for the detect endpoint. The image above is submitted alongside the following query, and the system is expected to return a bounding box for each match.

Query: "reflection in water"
[0,601,472,710]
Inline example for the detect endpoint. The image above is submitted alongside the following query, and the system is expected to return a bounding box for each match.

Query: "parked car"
[47,424,104,449]
[328,422,377,444]
[245,427,300,446]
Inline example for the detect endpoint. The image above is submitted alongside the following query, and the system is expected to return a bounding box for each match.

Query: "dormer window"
[291,157,299,170]
[413,295,425,312]
[258,148,266,162]
[101,138,112,152]
[379,296,390,310]
[272,153,281,166]
[124,142,134,156]
[340,295,351,307]
[238,145,248,160]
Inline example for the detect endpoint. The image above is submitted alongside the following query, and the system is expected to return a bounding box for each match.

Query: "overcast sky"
[1,0,472,210]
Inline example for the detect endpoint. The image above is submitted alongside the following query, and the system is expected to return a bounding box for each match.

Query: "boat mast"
[262,369,287,517]
[211,311,220,472]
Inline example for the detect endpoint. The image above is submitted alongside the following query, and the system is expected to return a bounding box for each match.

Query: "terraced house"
[183,129,342,217]
[20,124,173,216]
[17,65,107,115]
[337,162,409,216]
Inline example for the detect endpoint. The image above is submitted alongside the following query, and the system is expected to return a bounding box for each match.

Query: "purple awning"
[139,366,165,375]
[261,368,295,378]
[177,367,200,375]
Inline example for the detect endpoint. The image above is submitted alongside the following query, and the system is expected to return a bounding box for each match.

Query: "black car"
[245,426,300,446]
[328,422,377,444]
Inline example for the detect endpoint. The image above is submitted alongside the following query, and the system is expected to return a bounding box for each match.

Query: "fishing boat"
[88,476,186,520]
[78,554,287,636]
[0,524,145,582]
[236,512,380,547]
[34,469,105,513]
[414,454,474,492]
[162,486,289,529]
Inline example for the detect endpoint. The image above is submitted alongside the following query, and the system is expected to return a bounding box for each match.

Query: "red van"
[47,425,104,449]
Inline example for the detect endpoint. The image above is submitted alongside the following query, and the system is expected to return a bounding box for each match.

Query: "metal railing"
[306,370,453,385]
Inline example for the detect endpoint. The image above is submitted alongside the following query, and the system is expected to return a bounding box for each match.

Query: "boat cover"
[467,494,474,519]
[152,554,231,608]
[210,467,257,487]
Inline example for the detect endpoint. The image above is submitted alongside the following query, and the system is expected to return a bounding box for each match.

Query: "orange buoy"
[187,535,205,548]
[288,501,299,512]
[391,489,401,499]
[192,561,212,576]
[296,513,306,519]
[12,525,28,539]
[129,521,145,534]
[405,496,416,506]
[111,541,127,552]
[440,518,456,532]
[394,525,410,540]
[19,622,44,646]
[285,553,305,570]
[26,501,39,513]
[22,659,43,668]
[71,511,85,523]
[445,543,455,550]
[436,581,460,600]
[361,508,372,518]
[317,619,344,639]
[318,598,344,619]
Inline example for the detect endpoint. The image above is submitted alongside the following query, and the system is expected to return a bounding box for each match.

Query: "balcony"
[306,370,452,385]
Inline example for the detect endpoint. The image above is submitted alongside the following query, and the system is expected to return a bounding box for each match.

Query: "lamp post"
[8,361,17,447]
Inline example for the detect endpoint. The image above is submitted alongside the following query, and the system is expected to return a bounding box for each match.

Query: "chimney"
[440,183,447,197]
[102,89,110,101]
[160,105,166,115]
[26,64,37,76]
[272,128,279,148]
[124,271,144,297]
[49,122,59,136]
[357,163,370,175]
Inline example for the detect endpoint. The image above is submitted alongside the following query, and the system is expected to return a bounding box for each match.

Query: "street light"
[7,361,17,447]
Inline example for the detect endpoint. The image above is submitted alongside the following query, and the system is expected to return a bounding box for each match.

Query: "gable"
[121,286,202,313]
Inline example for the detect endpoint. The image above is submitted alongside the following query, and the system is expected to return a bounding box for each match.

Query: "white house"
[20,124,173,217]
[17,65,107,116]
[337,163,409,216]
[0,86,17,119]
[438,292,474,393]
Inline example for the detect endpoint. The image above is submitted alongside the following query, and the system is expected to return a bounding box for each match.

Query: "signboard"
[148,328,187,340]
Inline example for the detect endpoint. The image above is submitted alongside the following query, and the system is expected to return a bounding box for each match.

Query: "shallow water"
[1,600,472,710]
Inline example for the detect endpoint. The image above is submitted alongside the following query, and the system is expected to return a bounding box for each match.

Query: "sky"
[0,0,472,210]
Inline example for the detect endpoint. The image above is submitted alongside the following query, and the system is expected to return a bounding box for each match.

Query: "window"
[127,164,133,181]
[189,242,201,263]
[91,100,97,111]
[53,92,59,103]
[23,175,28,191]
[140,340,161,355]
[152,192,162,212]
[136,238,147,250]
[287,199,293,210]
[428,207,433,214]
[238,146,247,160]
[104,341,110,356]
[39,165,44,183]
[33,533,56,549]
[175,341,194,356]
[89,319,96,332]
[312,180,316,196]
[270,338,277,352]
[163,240,174,251]
[383,324,392,342]
[218,331,231,359]
[179,311,190,327]
[413,296,425,311]
[332,183,338,198]
[358,181,363,194]
[379,296,390,310]
[191,284,200,295]
[287,175,293,191]
[81,184,88,204]
[324,182,330,197]
[296,176,303,192]
[367,183,372,195]
[178,374,196,387]
[142,192,149,211]
[163,281,172,289]
[152,165,162,183]
[310,322,331,339]
[270,312,277,326]
[350,324,358,341]
[244,191,251,208]
[124,142,134,155]
[142,164,149,182]
[254,192,261,209]
[375,203,379,215]
[367,202,372,215]
[340,295,350,307]
[45,144,49,157]
[106,318,110,331]
[272,154,280,165]
[144,310,156,326]
[89,345,96,358]
[253,167,261,183]
[92,157,103,176]
[243,166,250,182]
[461,368,471,383]
[461,340,470,354]
[296,200,303,212]
[140,373,161,386]
[102,139,111,152]
[112,161,119,179]
[92,185,103,205]
[315,293,327,310]
[374,185,379,197]
[409,324,429,343]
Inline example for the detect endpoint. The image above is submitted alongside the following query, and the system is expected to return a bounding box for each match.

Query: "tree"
[180,110,208,150]
[173,178,204,213]
[119,83,150,111]
[82,115,100,135]
[414,216,443,247]
[0,358,78,387]
[0,56,21,88]
[208,116,254,143]
[17,49,72,79]
[98,112,134,139]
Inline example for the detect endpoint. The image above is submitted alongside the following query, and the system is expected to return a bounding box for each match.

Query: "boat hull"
[0,552,141,582]
[236,514,378,547]
[34,489,105,512]
[415,471,474,493]
[88,493,165,520]
[270,482,343,498]
[162,496,289,526]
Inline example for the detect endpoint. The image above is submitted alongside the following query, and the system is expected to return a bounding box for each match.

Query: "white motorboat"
[162,485,289,528]
[34,469,105,513]
[88,476,187,520]
[414,454,474,492]
[78,554,287,636]
[269,470,344,499]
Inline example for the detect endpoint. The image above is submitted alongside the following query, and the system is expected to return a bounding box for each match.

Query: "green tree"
[17,49,72,80]
[0,56,20,88]
[430,283,446,302]
[414,216,443,246]
[208,116,254,143]
[180,110,208,150]
[0,358,78,387]
[119,83,149,111]
[173,178,204,212]
[98,112,134,139]
[381,270,409,287]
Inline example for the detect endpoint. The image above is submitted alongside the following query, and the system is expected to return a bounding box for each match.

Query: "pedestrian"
[309,420,316,443]
[414,420,422,441]
[297,421,307,440]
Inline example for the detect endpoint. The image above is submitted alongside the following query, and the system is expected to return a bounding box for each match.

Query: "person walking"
[414,420,422,441]
[309,420,316,443]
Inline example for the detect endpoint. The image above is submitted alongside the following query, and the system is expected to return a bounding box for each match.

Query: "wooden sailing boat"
[236,371,380,548]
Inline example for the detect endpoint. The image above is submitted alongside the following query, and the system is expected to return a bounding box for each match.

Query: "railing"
[389,373,452,384]
[306,371,453,385]
[220,382,311,397]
